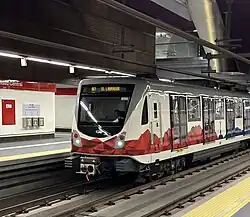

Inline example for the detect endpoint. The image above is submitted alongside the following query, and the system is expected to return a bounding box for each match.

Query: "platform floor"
[0,132,71,162]
[172,173,250,217]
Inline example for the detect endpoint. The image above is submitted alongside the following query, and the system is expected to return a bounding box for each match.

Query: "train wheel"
[185,154,193,169]
[179,157,186,171]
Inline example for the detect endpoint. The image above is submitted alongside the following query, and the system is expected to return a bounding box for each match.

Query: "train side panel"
[66,78,250,177]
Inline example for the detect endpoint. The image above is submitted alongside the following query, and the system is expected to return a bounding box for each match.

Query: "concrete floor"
[0,133,71,160]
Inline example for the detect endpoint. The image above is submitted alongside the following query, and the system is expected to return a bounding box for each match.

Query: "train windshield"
[78,84,134,138]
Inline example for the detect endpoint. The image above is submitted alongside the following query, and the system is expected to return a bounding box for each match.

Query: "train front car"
[65,78,146,178]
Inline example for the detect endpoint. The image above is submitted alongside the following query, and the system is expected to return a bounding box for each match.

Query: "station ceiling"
[121,0,195,32]
[0,0,249,87]
[0,0,155,83]
[124,0,250,85]
[217,0,250,54]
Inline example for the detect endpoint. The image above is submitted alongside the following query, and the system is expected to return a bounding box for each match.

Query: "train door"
[235,99,243,136]
[226,98,235,138]
[243,100,250,133]
[202,97,216,143]
[187,96,202,145]
[215,98,226,139]
[148,93,163,149]
[170,95,188,150]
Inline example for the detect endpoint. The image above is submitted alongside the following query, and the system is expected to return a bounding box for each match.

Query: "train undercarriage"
[65,140,250,183]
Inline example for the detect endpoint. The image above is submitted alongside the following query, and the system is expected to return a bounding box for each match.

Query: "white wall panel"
[55,95,76,130]
[0,89,55,137]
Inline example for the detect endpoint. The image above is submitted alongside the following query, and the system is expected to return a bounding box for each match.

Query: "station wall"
[55,88,77,131]
[0,81,56,139]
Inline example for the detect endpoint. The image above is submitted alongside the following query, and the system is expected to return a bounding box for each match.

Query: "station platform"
[173,173,250,217]
[0,132,71,162]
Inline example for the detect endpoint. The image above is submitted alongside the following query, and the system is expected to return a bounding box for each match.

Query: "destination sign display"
[82,85,134,94]
[91,86,121,92]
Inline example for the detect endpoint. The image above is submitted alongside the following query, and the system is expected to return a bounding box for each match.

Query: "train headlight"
[116,140,124,149]
[72,131,82,147]
[75,138,81,145]
[115,132,126,149]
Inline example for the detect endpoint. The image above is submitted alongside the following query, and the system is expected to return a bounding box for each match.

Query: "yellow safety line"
[0,131,55,138]
[182,176,250,217]
[0,148,70,162]
[224,198,249,217]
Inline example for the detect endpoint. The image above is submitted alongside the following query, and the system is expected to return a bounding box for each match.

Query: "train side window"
[235,99,243,118]
[244,100,250,130]
[188,97,201,121]
[153,102,158,119]
[141,96,148,125]
[215,99,224,120]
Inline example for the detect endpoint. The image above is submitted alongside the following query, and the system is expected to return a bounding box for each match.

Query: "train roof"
[79,77,249,99]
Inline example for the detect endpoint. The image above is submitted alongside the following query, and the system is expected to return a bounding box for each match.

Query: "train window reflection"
[215,99,224,120]
[79,96,130,124]
[188,97,201,121]
[235,99,243,118]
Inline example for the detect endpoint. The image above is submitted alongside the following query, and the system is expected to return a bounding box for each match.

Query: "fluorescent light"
[0,52,22,58]
[75,65,107,72]
[50,61,70,67]
[193,29,198,33]
[93,68,108,72]
[27,57,70,67]
[105,70,135,77]
[86,75,129,78]
[69,66,75,74]
[159,78,174,83]
[27,57,50,64]
[0,50,134,77]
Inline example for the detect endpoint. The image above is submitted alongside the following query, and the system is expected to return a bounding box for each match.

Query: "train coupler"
[77,156,101,176]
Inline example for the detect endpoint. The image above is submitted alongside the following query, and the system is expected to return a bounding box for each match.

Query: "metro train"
[65,77,250,181]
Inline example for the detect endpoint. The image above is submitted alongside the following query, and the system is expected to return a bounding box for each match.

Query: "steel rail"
[142,164,250,217]
[52,149,250,217]
[0,177,107,217]
[98,0,250,65]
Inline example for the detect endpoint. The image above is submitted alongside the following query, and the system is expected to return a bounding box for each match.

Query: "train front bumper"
[65,155,100,176]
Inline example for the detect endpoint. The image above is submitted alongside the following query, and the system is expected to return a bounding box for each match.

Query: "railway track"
[0,171,135,217]
[0,153,78,216]
[0,153,71,197]
[140,161,250,217]
[6,148,250,217]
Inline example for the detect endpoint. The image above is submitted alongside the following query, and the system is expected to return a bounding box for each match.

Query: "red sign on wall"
[2,99,16,125]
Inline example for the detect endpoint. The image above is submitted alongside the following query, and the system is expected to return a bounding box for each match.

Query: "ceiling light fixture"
[105,70,135,77]
[75,65,106,72]
[0,50,134,77]
[21,58,27,67]
[159,78,174,83]
[0,52,22,58]
[49,60,70,67]
[26,57,51,64]
[69,66,75,74]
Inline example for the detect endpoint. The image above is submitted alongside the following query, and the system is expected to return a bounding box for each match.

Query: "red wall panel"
[56,88,77,95]
[2,99,16,125]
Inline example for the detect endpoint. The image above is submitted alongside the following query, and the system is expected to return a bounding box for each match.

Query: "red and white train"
[65,77,250,180]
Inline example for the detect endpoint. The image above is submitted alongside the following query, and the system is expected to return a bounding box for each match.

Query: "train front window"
[78,84,134,138]
[79,96,130,124]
